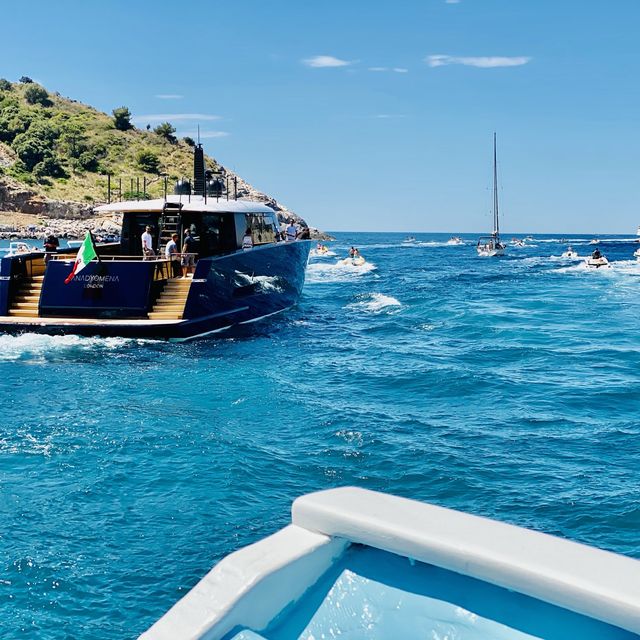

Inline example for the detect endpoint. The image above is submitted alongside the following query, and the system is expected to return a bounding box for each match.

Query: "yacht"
[477,133,506,257]
[140,487,640,640]
[0,146,311,340]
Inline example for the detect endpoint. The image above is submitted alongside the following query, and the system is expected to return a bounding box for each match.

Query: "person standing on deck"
[142,226,155,259]
[285,220,298,242]
[165,233,181,278]
[181,228,196,278]
[242,227,253,250]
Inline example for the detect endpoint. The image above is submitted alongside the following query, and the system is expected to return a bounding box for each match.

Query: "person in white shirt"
[164,233,180,277]
[285,220,297,242]
[141,226,155,259]
[242,228,253,250]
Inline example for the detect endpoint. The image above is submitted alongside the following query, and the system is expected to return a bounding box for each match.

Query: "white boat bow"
[140,487,640,640]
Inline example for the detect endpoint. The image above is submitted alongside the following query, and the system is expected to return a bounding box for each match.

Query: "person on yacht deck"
[142,226,155,259]
[165,233,181,277]
[285,220,298,242]
[242,228,254,250]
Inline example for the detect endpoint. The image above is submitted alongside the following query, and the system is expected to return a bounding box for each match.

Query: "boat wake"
[347,293,402,314]
[306,260,377,284]
[0,333,146,361]
[309,249,337,258]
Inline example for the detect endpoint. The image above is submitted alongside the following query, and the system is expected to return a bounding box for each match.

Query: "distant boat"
[447,236,464,245]
[477,133,506,257]
[634,247,640,261]
[402,236,417,244]
[561,246,579,259]
[589,238,600,245]
[585,249,610,268]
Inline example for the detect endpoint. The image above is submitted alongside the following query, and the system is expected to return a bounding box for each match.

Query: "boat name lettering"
[76,275,120,284]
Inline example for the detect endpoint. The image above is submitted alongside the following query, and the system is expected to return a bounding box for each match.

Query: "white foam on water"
[306,260,377,284]
[0,333,147,361]
[309,249,337,258]
[347,292,402,314]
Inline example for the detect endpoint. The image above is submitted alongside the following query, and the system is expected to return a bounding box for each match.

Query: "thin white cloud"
[426,54,531,68]
[179,130,230,139]
[132,113,222,123]
[303,55,352,68]
[445,0,461,4]
[155,94,183,100]
[375,114,406,119]
[368,66,409,73]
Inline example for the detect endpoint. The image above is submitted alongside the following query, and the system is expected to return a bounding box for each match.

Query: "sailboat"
[477,133,506,257]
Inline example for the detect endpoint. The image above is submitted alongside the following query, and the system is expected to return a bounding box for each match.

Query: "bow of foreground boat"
[140,487,640,640]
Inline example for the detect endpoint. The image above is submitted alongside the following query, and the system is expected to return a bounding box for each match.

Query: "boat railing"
[49,254,198,282]
[49,253,197,262]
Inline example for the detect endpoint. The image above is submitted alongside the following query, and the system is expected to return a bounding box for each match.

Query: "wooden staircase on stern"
[8,275,44,317]
[148,278,191,320]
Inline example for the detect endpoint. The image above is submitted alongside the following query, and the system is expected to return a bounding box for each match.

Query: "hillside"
[0,77,316,233]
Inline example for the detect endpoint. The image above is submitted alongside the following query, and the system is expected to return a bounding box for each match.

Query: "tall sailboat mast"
[493,132,499,238]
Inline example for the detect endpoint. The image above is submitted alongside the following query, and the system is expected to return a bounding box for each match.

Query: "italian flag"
[64,232,98,284]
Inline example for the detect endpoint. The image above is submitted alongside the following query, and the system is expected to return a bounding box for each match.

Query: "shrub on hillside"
[33,153,67,179]
[78,148,103,172]
[12,121,58,170]
[0,79,12,91]
[136,149,160,174]
[112,106,133,131]
[183,136,195,147]
[0,104,33,143]
[19,76,33,84]
[24,84,51,106]
[154,121,176,143]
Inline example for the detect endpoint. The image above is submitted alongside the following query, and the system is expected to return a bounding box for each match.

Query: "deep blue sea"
[1,232,639,638]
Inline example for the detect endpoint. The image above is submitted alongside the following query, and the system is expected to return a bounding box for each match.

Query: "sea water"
[0,233,639,638]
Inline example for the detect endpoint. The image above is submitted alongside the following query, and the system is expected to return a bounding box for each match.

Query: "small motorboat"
[561,246,579,259]
[339,256,366,267]
[402,236,417,244]
[447,236,464,245]
[4,242,35,256]
[589,238,600,245]
[310,244,333,258]
[585,253,610,268]
[511,238,525,247]
[140,487,640,640]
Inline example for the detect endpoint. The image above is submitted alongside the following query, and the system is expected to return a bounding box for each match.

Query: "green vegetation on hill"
[0,78,219,204]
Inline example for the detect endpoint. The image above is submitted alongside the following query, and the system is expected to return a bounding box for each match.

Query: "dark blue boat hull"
[0,241,311,340]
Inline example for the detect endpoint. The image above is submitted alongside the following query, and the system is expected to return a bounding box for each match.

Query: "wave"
[347,293,402,314]
[0,333,146,361]
[306,260,377,284]
[309,249,337,258]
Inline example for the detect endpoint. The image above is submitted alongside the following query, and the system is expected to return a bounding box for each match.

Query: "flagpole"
[89,231,102,264]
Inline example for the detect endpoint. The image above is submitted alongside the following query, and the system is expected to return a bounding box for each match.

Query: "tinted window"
[246,213,277,245]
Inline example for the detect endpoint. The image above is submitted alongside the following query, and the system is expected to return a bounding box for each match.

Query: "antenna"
[197,124,200,145]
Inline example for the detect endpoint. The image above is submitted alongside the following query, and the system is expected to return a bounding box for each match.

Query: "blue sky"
[2,0,640,232]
